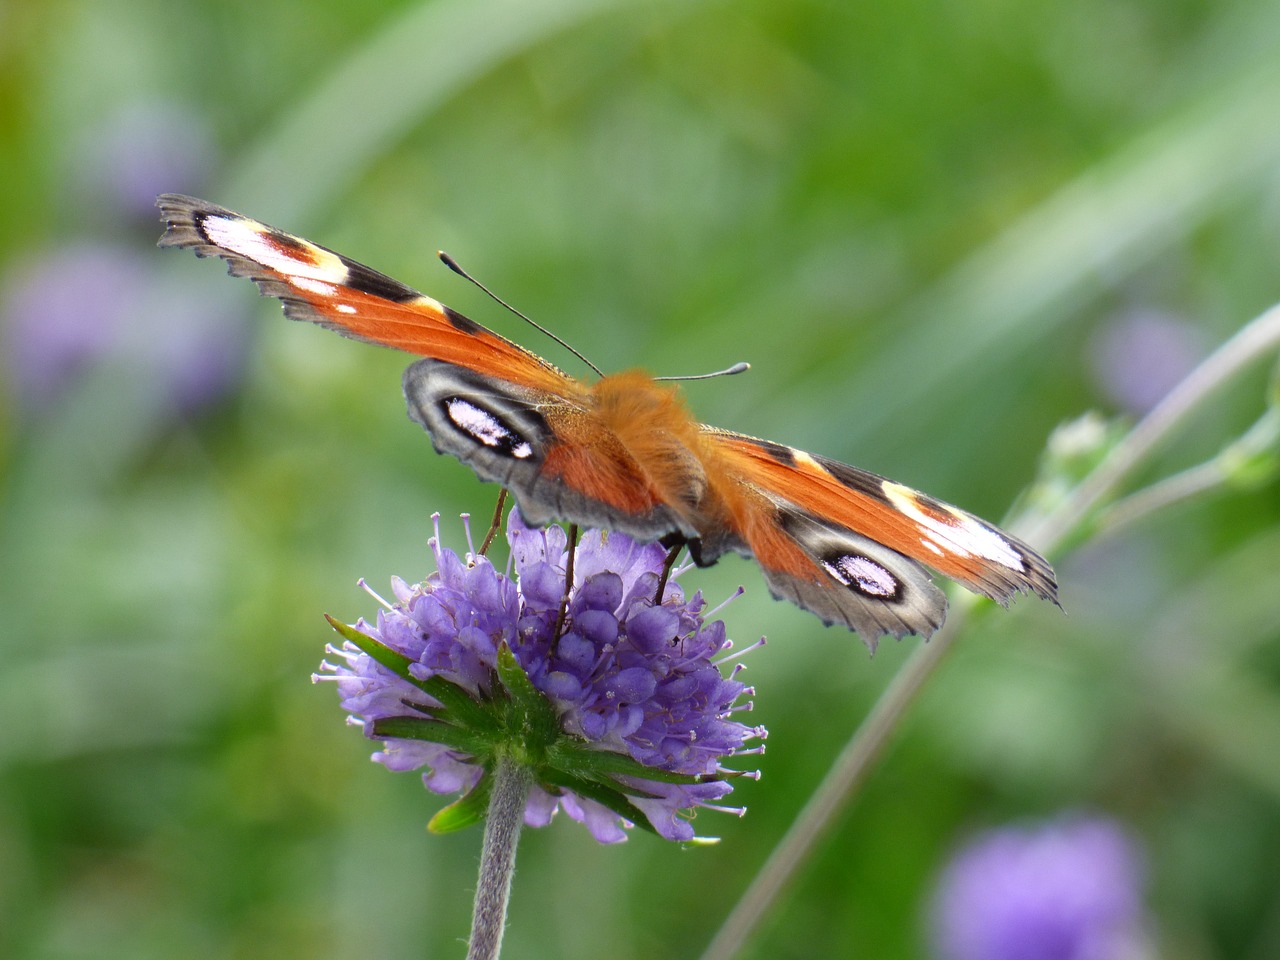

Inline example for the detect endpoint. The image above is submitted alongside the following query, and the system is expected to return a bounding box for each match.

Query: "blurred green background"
[2,0,1279,957]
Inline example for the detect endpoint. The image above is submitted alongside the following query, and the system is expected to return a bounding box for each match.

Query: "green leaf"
[428,771,493,834]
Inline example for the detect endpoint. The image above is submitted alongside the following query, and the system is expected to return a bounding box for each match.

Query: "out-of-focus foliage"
[1,1,1278,958]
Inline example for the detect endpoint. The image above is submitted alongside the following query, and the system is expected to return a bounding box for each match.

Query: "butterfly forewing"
[156,194,572,396]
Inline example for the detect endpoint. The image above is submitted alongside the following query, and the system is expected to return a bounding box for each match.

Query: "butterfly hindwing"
[403,359,694,543]
[761,505,948,639]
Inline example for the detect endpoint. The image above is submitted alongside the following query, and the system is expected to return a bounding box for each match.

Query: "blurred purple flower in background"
[2,245,145,412]
[2,99,246,422]
[81,100,216,222]
[928,814,1150,960]
[1089,307,1207,416]
[1,244,248,419]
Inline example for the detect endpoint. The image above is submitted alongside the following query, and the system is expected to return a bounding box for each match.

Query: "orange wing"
[699,428,1057,642]
[157,194,575,396]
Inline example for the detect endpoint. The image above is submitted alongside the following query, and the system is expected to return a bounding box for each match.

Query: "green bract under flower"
[315,512,765,843]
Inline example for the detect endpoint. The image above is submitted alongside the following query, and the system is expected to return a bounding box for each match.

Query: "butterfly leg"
[553,523,579,641]
[653,542,682,606]
[477,488,509,557]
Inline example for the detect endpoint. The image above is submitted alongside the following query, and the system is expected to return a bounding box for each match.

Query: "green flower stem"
[1022,301,1280,551]
[698,605,974,960]
[1094,457,1230,535]
[1096,403,1280,537]
[698,301,1280,960]
[466,756,533,960]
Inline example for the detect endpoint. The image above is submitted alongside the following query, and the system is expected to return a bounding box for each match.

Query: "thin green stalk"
[466,757,533,960]
[1096,402,1280,537]
[697,605,972,960]
[699,302,1280,960]
[1094,459,1227,536]
[1023,302,1280,550]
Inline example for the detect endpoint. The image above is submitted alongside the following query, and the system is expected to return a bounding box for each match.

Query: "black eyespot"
[821,552,901,600]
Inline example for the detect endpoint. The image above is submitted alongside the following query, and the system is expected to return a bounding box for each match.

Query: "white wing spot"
[287,276,338,297]
[823,554,898,598]
[447,400,505,445]
[336,304,357,315]
[444,399,533,459]
[883,482,1024,570]
[793,450,822,470]
[410,294,447,313]
[202,215,349,283]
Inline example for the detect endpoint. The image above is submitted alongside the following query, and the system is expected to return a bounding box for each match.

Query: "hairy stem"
[466,757,533,960]
[1095,458,1227,535]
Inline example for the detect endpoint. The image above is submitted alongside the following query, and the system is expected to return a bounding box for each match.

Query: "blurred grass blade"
[807,55,1280,447]
[221,0,671,224]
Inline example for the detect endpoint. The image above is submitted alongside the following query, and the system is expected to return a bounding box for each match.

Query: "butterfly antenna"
[438,251,603,378]
[654,361,751,382]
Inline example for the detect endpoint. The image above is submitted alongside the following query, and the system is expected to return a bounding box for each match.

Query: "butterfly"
[157,194,1057,646]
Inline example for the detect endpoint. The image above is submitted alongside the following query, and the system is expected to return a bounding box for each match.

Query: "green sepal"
[370,716,493,758]
[495,642,561,751]
[326,614,413,676]
[325,614,500,733]
[540,767,661,836]
[417,675,504,735]
[549,741,716,787]
[428,771,493,834]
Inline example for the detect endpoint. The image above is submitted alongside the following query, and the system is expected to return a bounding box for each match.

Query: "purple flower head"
[81,101,217,222]
[928,814,1149,960]
[316,512,766,843]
